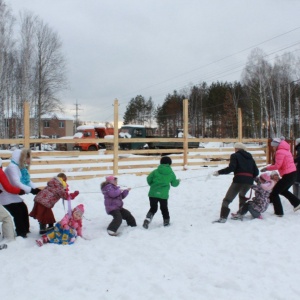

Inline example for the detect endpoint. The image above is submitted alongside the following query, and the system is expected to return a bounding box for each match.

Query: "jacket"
[147,164,180,200]
[101,182,129,214]
[59,213,83,237]
[266,140,296,176]
[218,149,259,184]
[0,168,22,195]
[34,177,68,208]
[249,180,275,213]
[0,149,36,205]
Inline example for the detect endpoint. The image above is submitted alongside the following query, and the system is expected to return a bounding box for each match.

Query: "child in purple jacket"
[101,175,136,236]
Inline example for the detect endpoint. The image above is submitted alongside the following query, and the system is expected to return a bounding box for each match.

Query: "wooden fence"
[0,143,267,187]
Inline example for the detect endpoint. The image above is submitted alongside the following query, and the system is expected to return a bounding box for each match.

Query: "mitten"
[213,171,219,176]
[70,191,79,199]
[260,167,267,172]
[31,188,41,195]
[19,189,25,195]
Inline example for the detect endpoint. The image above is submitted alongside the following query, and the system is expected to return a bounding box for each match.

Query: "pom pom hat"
[73,204,84,215]
[106,175,117,183]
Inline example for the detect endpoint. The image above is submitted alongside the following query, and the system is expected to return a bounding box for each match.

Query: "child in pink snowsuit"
[231,173,275,220]
[36,204,84,247]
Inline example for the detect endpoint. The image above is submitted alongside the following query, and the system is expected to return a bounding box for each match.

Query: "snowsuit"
[101,182,136,233]
[146,164,180,222]
[218,149,259,219]
[265,140,300,215]
[0,149,36,237]
[29,177,68,225]
[46,213,82,245]
[237,180,275,218]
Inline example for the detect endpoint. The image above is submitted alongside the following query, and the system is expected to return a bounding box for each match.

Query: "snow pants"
[270,171,300,216]
[107,208,136,232]
[148,197,170,220]
[3,202,30,237]
[0,205,15,241]
[220,182,252,218]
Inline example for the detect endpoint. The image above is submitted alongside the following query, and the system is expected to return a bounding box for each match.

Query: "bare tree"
[32,18,67,137]
[0,0,15,139]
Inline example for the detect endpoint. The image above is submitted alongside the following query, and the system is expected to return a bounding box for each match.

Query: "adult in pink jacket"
[261,137,300,216]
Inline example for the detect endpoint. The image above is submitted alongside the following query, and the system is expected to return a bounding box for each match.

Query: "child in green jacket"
[143,156,180,229]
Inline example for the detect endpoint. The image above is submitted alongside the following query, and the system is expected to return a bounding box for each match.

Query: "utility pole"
[73,100,83,133]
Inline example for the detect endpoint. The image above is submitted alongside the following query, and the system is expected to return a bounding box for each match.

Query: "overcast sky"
[7,0,300,123]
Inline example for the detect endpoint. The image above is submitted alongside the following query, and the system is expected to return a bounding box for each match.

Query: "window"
[59,121,64,128]
[44,121,50,128]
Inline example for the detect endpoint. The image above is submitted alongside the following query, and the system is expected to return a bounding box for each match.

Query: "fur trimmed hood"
[11,148,32,169]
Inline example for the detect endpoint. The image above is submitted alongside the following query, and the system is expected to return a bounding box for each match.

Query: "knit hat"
[260,173,271,182]
[296,138,300,146]
[160,156,172,165]
[106,175,117,183]
[271,136,286,147]
[233,142,246,150]
[73,204,84,215]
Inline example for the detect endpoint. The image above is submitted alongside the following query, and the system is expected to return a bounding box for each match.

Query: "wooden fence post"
[24,102,30,148]
[183,99,188,166]
[113,99,119,175]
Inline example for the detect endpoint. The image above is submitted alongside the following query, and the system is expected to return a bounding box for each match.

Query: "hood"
[157,164,173,175]
[277,140,291,152]
[11,148,31,169]
[236,149,252,160]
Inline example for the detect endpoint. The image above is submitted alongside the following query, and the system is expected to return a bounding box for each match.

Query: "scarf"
[12,160,31,186]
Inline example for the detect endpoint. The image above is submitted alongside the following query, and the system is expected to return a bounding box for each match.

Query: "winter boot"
[107,230,118,236]
[47,223,54,231]
[231,213,243,221]
[39,223,47,235]
[143,212,153,229]
[163,219,170,226]
[213,207,230,223]
[36,235,48,247]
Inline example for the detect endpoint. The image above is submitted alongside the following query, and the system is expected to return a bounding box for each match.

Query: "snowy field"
[1,156,300,300]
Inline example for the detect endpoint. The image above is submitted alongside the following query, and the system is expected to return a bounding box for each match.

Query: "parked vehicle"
[119,125,199,150]
[73,125,114,151]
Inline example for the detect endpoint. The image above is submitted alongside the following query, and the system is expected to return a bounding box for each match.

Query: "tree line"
[0,0,67,139]
[123,48,300,139]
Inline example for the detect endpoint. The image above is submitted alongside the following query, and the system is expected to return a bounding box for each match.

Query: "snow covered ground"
[1,161,300,300]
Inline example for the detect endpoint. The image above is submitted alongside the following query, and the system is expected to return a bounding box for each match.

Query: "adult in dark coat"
[293,138,300,198]
[213,142,259,223]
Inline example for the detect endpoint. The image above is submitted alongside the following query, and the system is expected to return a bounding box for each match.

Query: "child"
[270,170,280,183]
[143,156,180,229]
[231,173,275,220]
[101,175,136,236]
[36,204,84,246]
[29,173,79,234]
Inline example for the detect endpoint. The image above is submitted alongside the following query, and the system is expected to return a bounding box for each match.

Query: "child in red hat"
[36,204,84,246]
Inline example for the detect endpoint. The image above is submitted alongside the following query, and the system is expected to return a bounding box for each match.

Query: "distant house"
[39,113,74,138]
[4,113,74,138]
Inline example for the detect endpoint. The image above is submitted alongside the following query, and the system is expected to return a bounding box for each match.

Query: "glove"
[31,188,41,195]
[70,191,79,199]
[19,189,25,195]
[260,167,267,172]
[213,171,219,176]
